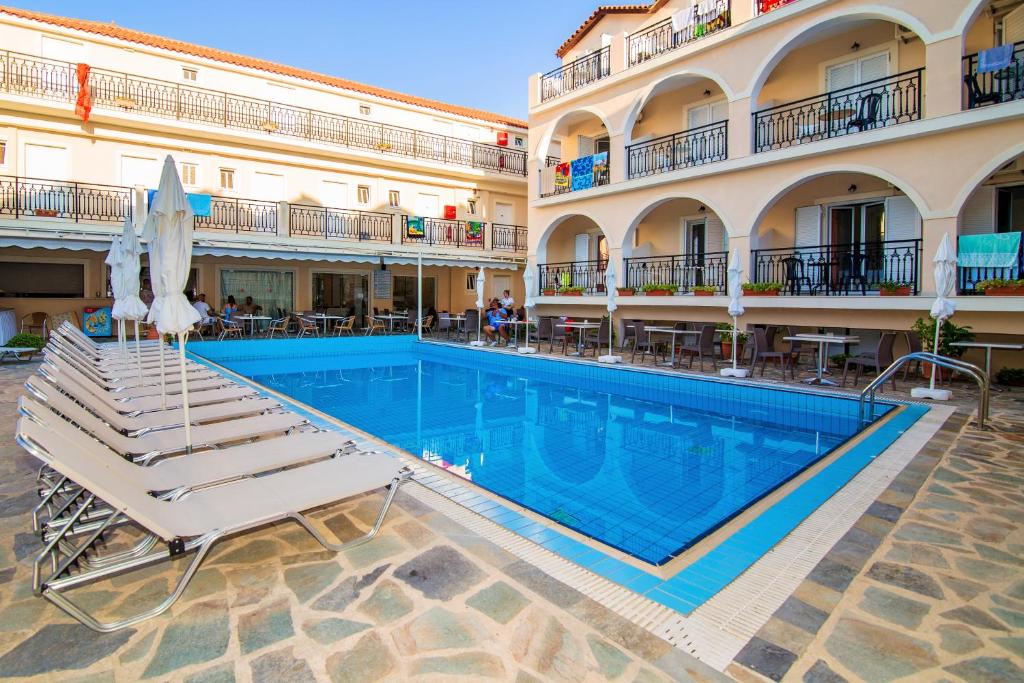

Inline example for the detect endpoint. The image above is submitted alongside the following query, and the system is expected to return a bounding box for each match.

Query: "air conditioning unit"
[894,25,918,44]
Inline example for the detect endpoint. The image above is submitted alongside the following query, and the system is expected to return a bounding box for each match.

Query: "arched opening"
[751,171,925,296]
[536,214,609,295]
[751,15,926,152]
[962,0,1024,110]
[624,73,729,179]
[538,110,611,197]
[956,150,1024,293]
[623,197,729,293]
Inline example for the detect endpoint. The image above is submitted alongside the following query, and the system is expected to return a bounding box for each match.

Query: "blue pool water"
[190,337,894,566]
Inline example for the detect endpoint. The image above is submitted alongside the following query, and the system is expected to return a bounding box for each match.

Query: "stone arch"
[622,68,736,145]
[622,192,736,255]
[951,142,1024,219]
[533,106,614,162]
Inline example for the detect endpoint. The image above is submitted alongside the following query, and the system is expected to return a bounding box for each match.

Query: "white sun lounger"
[58,322,164,351]
[44,355,232,398]
[0,347,39,362]
[25,375,279,436]
[48,336,214,378]
[16,414,409,632]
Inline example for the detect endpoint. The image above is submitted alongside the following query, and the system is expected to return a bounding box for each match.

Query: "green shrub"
[556,285,585,294]
[4,333,45,350]
[690,285,717,293]
[977,278,1024,290]
[879,280,911,292]
[640,283,679,293]
[911,317,974,357]
[715,322,748,344]
[995,367,1024,385]
[741,281,783,292]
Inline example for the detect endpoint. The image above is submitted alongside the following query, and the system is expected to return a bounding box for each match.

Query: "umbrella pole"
[732,315,739,370]
[177,332,192,452]
[929,317,941,391]
[159,338,166,410]
[134,320,143,386]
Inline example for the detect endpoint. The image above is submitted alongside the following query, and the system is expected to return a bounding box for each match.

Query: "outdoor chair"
[619,319,636,352]
[903,330,925,381]
[845,92,882,133]
[581,319,610,357]
[681,324,719,371]
[550,320,570,354]
[438,314,452,339]
[964,73,1003,108]
[296,317,320,338]
[405,310,417,333]
[464,310,480,343]
[47,336,218,384]
[630,321,665,365]
[363,317,385,336]
[21,311,50,337]
[15,413,409,633]
[837,251,868,295]
[535,317,553,348]
[417,315,434,337]
[334,316,356,336]
[842,332,897,390]
[57,321,161,352]
[782,257,813,295]
[265,317,290,338]
[43,351,229,397]
[782,327,818,370]
[217,318,243,341]
[751,326,794,378]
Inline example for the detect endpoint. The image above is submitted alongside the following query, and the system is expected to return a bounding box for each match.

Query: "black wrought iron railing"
[537,260,607,295]
[0,50,527,176]
[400,216,485,249]
[750,239,921,295]
[958,231,1022,294]
[541,47,611,102]
[0,175,132,223]
[194,196,278,234]
[545,156,562,167]
[755,0,800,15]
[289,205,392,242]
[623,251,729,291]
[626,121,727,179]
[492,224,529,252]
[753,69,923,153]
[626,2,731,67]
[962,41,1024,109]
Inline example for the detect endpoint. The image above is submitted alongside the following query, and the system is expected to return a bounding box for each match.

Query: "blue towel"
[147,190,212,217]
[978,44,1013,74]
[571,155,594,192]
[957,231,1022,268]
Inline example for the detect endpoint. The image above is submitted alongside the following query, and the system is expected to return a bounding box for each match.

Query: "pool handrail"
[859,352,989,429]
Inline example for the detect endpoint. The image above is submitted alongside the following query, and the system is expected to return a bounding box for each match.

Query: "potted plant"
[879,281,913,296]
[640,283,678,296]
[977,278,1024,296]
[4,333,45,359]
[742,282,783,296]
[691,285,717,296]
[996,368,1024,387]
[616,287,636,296]
[557,285,585,296]
[830,353,850,369]
[34,208,58,218]
[542,287,557,296]
[716,323,748,360]
[912,316,975,380]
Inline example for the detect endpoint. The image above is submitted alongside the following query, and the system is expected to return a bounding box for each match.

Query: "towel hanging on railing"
[74,63,91,123]
[978,44,1014,74]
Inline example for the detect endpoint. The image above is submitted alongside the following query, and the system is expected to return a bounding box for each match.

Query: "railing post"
[223,93,228,128]
[72,181,79,223]
[175,84,181,120]
[825,90,833,139]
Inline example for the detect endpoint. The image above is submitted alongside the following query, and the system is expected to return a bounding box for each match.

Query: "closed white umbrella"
[913,233,957,400]
[113,217,149,383]
[519,266,537,354]
[104,235,126,362]
[598,261,620,363]
[470,267,486,347]
[721,248,749,378]
[144,156,201,447]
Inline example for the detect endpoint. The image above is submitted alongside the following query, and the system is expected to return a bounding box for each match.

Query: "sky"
[11,0,606,120]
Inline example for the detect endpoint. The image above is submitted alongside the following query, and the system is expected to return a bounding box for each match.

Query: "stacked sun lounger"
[14,322,410,632]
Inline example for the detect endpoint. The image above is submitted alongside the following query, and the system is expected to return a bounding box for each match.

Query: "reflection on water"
[246,353,850,565]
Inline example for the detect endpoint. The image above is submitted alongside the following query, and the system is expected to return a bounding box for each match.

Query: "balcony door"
[686,219,707,287]
[830,202,885,283]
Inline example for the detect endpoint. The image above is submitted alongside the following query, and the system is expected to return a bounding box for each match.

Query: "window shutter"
[826,60,857,92]
[795,205,822,248]
[884,195,921,241]
[687,105,710,130]
[705,216,726,252]
[959,187,996,235]
[120,156,159,188]
[574,233,591,261]
[1005,5,1024,44]
[577,135,596,157]
[859,52,890,84]
[710,100,729,123]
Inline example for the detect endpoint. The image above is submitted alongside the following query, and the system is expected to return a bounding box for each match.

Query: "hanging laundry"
[570,156,594,192]
[978,44,1014,74]
[465,221,483,245]
[554,162,571,191]
[74,63,92,123]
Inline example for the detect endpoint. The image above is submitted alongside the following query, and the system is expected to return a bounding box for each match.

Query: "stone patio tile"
[249,646,316,683]
[238,599,294,655]
[410,651,506,678]
[773,597,829,634]
[944,656,1024,683]
[142,599,230,679]
[393,544,484,600]
[283,561,342,603]
[325,631,396,683]
[733,636,797,682]
[823,617,938,682]
[0,624,135,678]
[864,561,945,599]
[858,586,930,629]
[466,581,529,625]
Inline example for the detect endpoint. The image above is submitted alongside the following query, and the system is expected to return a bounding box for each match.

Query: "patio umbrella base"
[518,347,537,354]
[911,387,952,401]
[598,355,622,364]
[720,367,750,378]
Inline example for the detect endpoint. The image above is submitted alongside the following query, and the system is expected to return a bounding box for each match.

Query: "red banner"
[75,63,92,123]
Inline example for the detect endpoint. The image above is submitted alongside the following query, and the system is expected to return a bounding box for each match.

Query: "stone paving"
[1,338,1022,682]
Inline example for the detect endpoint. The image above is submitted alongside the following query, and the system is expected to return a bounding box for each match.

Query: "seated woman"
[222,295,238,319]
[484,304,509,346]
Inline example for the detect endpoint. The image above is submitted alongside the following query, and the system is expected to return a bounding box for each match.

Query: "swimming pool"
[189,336,899,567]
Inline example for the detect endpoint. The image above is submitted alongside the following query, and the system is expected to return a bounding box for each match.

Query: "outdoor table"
[645,327,702,368]
[506,319,531,347]
[376,314,408,333]
[557,322,601,356]
[301,313,347,334]
[950,342,1024,388]
[784,334,859,386]
[233,314,271,336]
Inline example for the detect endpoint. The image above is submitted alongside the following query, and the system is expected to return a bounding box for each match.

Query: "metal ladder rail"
[859,352,990,430]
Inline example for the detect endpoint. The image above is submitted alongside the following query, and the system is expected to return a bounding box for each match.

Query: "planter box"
[880,287,912,296]
[616,288,636,296]
[644,290,675,296]
[33,209,58,218]
[743,290,780,296]
[983,287,1024,296]
[692,290,716,296]
[560,291,583,296]
[923,362,955,381]
[542,290,556,296]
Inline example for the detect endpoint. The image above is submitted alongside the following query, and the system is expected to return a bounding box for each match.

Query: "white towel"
[540,164,557,196]
[671,8,693,32]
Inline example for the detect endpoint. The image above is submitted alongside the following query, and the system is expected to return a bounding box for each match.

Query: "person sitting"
[139,278,154,307]
[239,296,262,315]
[222,295,238,319]
[484,304,509,346]
[500,289,515,309]
[192,293,215,323]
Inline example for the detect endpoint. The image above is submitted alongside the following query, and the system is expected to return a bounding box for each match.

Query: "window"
[0,262,84,297]
[359,104,371,116]
[825,51,889,92]
[252,171,285,201]
[181,67,197,82]
[466,273,476,291]
[220,270,294,318]
[392,276,436,312]
[357,185,370,204]
[25,143,69,180]
[180,162,197,186]
[0,140,6,166]
[686,99,728,129]
[219,168,235,191]
[388,190,400,208]
[321,180,348,207]
[121,155,159,188]
[467,199,478,215]
[997,185,1024,233]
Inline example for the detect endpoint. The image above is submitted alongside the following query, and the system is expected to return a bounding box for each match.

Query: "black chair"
[846,93,883,133]
[782,257,813,295]
[837,251,868,295]
[550,320,568,354]
[681,324,718,372]
[619,319,636,352]
[964,73,1003,108]
[751,327,793,378]
[463,309,480,342]
[630,321,665,365]
[903,330,924,381]
[843,332,898,390]
[583,319,610,357]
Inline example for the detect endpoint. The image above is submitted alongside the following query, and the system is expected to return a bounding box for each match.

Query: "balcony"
[0,50,527,176]
[753,70,923,153]
[537,260,606,295]
[196,196,277,234]
[755,0,800,16]
[958,231,1022,294]
[963,41,1024,109]
[539,156,610,198]
[0,175,132,223]
[400,216,484,249]
[540,47,610,103]
[626,2,731,68]
[750,240,922,295]
[289,205,392,242]
[623,252,728,292]
[491,223,529,252]
[626,121,727,179]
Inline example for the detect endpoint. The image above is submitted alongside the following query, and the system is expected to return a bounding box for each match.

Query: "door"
[574,233,590,262]
[492,274,511,302]
[121,155,159,188]
[495,202,514,225]
[26,143,70,181]
[685,219,707,287]
[25,143,70,215]
[415,193,439,218]
[830,202,886,286]
[321,180,348,208]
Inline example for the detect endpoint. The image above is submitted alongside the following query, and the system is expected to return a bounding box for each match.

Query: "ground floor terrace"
[0,329,1021,681]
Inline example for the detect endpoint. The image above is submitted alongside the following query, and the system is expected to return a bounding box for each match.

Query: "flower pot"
[34,209,58,218]
[693,290,715,296]
[542,289,556,296]
[146,326,160,340]
[880,287,912,296]
[560,291,583,296]
[644,289,674,296]
[922,362,953,381]
[721,341,745,360]
[616,288,635,296]
[743,290,780,296]
[983,287,1024,296]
